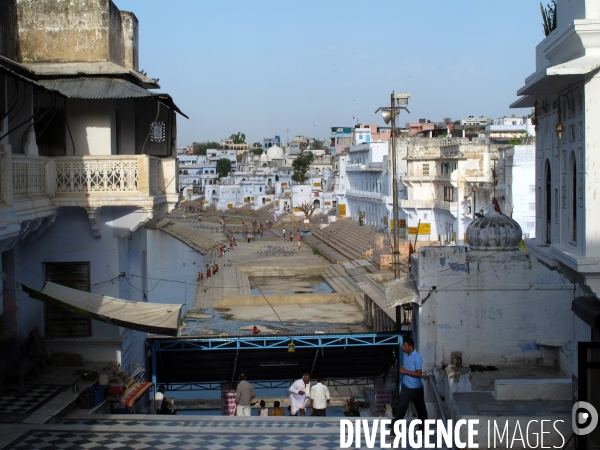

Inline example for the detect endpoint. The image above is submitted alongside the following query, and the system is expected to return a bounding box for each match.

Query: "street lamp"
[375,92,410,282]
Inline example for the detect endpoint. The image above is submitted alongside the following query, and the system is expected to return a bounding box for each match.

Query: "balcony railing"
[401,199,457,210]
[53,155,174,206]
[347,189,382,200]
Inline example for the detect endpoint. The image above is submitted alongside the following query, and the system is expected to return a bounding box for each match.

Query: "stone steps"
[311,219,374,261]
[155,219,224,255]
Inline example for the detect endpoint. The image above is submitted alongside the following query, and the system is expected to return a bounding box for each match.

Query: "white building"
[0,1,183,373]
[496,145,536,239]
[511,0,600,389]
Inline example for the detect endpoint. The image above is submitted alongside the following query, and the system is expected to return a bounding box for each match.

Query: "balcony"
[401,199,457,211]
[53,155,178,209]
[0,153,180,243]
[346,162,383,172]
[346,189,382,200]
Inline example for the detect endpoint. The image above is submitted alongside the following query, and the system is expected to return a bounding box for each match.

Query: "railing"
[12,156,48,197]
[401,199,457,210]
[346,189,382,199]
[56,157,139,194]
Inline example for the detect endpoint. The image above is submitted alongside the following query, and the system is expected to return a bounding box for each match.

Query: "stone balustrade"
[0,153,180,243]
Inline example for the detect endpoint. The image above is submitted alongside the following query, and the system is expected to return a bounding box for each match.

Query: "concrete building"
[329,127,353,155]
[0,0,184,373]
[496,145,536,239]
[510,0,600,411]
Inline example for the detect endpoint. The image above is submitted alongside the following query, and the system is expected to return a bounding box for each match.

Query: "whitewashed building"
[0,0,183,374]
[511,0,600,386]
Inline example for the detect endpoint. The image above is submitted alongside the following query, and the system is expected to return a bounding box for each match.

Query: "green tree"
[250,148,263,155]
[311,139,325,150]
[292,151,314,183]
[216,158,232,179]
[230,132,246,144]
[195,141,222,155]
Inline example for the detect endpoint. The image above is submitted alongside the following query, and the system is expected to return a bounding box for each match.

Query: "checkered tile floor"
[61,418,313,428]
[0,385,66,415]
[2,430,351,449]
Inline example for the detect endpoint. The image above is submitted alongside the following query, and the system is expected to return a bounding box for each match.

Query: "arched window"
[544,159,551,244]
[569,152,577,243]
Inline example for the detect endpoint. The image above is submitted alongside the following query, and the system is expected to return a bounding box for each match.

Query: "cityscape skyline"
[113,0,542,146]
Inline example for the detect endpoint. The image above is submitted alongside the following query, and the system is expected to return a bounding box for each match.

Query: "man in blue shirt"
[393,337,428,429]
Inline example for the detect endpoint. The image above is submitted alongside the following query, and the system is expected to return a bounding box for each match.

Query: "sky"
[114,0,543,147]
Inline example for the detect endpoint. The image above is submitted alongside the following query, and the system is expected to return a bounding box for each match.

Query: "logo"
[572,401,599,436]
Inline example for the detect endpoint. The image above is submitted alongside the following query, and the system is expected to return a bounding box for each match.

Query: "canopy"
[23,282,182,336]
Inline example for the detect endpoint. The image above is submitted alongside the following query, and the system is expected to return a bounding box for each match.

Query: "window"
[444,186,454,202]
[569,153,577,243]
[44,262,92,338]
[422,164,430,175]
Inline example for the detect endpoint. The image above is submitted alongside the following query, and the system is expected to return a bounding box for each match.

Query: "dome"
[466,201,522,250]
[260,152,268,161]
[267,145,284,160]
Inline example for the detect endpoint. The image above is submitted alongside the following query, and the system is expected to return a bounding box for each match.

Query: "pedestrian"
[269,400,285,416]
[230,239,234,250]
[282,227,286,238]
[247,233,251,243]
[392,337,428,430]
[343,397,360,417]
[258,400,269,417]
[309,376,330,416]
[233,235,237,246]
[235,373,255,417]
[226,253,231,266]
[206,267,211,278]
[251,325,260,335]
[289,233,293,242]
[297,233,301,250]
[289,373,311,416]
[197,272,203,282]
[152,384,166,414]
[214,264,219,273]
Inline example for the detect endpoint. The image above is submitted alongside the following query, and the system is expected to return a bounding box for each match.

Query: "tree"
[311,139,325,150]
[292,151,314,183]
[297,200,317,219]
[541,1,557,37]
[250,148,264,155]
[195,141,222,155]
[216,158,232,179]
[230,132,246,144]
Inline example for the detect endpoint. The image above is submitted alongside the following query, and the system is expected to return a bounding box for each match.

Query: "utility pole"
[390,92,400,279]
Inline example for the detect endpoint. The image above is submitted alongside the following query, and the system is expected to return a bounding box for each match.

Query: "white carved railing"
[347,189,382,199]
[56,157,139,194]
[12,156,49,197]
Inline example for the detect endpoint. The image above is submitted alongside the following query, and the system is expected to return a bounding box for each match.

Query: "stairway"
[154,219,224,255]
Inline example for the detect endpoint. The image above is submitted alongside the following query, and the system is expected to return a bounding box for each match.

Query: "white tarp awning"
[23,282,181,336]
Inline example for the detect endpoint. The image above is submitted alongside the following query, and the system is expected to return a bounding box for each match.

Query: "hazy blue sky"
[115,0,542,146]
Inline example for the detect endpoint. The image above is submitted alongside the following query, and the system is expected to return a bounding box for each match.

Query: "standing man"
[309,376,330,416]
[296,233,301,250]
[152,385,166,414]
[289,373,311,416]
[235,373,256,417]
[393,337,428,429]
[282,227,286,238]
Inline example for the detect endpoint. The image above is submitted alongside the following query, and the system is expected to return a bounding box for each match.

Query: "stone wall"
[15,0,138,67]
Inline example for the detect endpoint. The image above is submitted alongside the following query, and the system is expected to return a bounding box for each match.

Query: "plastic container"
[83,386,104,406]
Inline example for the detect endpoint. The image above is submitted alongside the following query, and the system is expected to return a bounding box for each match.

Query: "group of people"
[235,373,331,417]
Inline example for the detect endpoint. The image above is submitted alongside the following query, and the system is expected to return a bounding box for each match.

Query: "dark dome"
[466,204,522,250]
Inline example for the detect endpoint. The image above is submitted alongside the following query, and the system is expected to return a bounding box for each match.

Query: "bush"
[312,248,320,255]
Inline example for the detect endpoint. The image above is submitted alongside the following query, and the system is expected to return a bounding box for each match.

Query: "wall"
[17,0,111,63]
[9,206,149,362]
[413,246,574,372]
[120,11,138,71]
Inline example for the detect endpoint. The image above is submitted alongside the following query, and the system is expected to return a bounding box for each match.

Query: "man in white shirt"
[289,373,311,416]
[309,376,330,416]
[152,385,166,414]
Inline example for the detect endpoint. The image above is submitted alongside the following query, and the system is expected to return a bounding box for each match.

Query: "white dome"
[267,145,284,160]
[260,152,268,161]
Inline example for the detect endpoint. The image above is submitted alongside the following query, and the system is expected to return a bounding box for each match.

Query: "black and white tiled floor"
[0,385,67,415]
[0,417,388,450]
[3,430,351,449]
